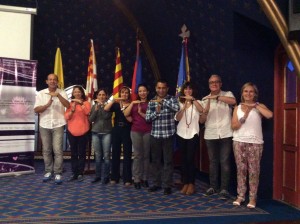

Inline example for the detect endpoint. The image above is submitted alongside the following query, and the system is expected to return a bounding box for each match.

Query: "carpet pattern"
[0,162,268,223]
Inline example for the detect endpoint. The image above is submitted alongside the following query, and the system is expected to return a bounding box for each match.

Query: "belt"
[117,122,128,127]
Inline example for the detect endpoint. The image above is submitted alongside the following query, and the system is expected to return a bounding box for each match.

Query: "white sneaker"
[54,174,62,184]
[42,172,52,182]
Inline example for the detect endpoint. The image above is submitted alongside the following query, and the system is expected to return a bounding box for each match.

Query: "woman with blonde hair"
[231,82,273,208]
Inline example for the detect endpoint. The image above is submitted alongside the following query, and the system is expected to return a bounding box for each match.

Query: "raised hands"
[71,98,83,105]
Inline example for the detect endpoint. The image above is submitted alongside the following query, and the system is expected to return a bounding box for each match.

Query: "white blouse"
[175,101,201,139]
[233,105,263,144]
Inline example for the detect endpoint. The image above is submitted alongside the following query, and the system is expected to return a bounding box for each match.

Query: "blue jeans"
[205,137,232,191]
[92,132,112,180]
[39,126,64,174]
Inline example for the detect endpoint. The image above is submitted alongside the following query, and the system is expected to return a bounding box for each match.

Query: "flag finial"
[179,24,190,40]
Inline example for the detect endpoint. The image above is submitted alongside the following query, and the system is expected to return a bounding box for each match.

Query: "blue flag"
[176,44,186,96]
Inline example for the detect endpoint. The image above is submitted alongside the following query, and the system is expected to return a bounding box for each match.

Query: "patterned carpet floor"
[0,161,268,224]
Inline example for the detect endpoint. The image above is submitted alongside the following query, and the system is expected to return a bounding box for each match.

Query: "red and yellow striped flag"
[86,39,98,103]
[113,48,123,98]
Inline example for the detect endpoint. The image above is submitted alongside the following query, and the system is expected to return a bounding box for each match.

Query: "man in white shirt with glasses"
[201,74,236,199]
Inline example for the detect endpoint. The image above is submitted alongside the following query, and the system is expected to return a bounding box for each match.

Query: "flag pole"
[176,24,190,96]
[85,39,98,174]
[131,30,143,101]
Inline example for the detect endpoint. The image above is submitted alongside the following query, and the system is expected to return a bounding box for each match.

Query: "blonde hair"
[240,82,259,102]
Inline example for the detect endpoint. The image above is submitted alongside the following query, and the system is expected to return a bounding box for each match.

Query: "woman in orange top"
[65,85,91,182]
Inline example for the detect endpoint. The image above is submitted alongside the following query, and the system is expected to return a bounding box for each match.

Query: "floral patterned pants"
[233,141,263,200]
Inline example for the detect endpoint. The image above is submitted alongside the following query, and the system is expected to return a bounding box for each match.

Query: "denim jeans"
[150,135,174,188]
[92,132,112,180]
[205,137,232,191]
[131,131,150,182]
[39,126,64,174]
[67,131,88,176]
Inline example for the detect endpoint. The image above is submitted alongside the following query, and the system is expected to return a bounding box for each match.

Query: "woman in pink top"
[123,84,152,189]
[65,85,91,182]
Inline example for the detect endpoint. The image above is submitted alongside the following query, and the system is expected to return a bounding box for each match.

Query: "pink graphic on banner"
[0,57,37,176]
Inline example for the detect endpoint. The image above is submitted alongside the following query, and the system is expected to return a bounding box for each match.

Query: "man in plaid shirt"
[146,79,179,195]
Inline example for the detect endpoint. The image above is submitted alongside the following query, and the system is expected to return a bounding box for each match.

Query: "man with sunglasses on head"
[201,74,236,199]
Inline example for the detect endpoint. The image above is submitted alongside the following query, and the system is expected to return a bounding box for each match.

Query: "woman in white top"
[175,82,209,195]
[231,82,273,208]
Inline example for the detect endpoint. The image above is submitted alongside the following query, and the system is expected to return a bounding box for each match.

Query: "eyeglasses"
[209,80,221,85]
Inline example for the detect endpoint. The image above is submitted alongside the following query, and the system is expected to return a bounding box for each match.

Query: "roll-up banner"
[0,57,37,177]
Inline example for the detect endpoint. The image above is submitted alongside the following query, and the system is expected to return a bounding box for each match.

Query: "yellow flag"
[54,47,64,89]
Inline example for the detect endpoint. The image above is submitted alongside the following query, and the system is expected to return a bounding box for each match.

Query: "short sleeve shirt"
[34,88,68,129]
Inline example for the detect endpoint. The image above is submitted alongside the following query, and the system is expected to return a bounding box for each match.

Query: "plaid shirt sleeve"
[145,101,159,122]
[146,95,179,138]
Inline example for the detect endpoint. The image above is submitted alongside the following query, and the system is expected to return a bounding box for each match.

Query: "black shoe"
[91,177,101,183]
[77,175,84,182]
[204,187,217,196]
[101,178,109,185]
[164,187,172,195]
[148,185,162,192]
[141,180,149,188]
[219,189,230,200]
[134,182,141,189]
[67,175,78,182]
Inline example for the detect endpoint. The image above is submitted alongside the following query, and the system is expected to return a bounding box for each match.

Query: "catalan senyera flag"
[86,39,98,103]
[54,47,64,89]
[113,48,123,98]
[131,39,142,100]
[176,37,190,96]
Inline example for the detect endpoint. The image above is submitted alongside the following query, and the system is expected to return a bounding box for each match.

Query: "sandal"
[181,184,189,194]
[186,184,195,195]
[247,199,256,208]
[233,197,245,206]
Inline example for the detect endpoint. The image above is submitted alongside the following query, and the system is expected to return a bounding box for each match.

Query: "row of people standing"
[35,73,273,208]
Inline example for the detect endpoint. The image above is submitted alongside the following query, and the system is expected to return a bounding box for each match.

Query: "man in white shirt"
[34,74,69,184]
[201,74,236,198]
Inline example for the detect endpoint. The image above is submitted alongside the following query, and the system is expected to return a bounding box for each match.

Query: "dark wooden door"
[274,50,300,207]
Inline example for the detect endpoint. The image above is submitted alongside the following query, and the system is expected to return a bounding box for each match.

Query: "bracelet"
[239,117,246,124]
[255,102,259,108]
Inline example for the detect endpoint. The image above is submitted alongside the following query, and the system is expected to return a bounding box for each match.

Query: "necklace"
[185,104,193,128]
[120,101,129,111]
